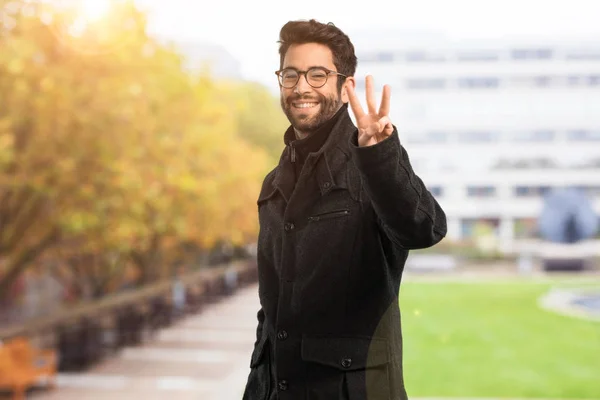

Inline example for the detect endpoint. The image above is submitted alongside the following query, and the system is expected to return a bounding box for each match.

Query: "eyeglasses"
[275,67,347,89]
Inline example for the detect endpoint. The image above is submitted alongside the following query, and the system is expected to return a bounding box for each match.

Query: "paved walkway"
[24,280,595,400]
[539,286,600,322]
[31,285,260,400]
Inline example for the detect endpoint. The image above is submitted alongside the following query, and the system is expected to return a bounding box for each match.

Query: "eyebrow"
[282,65,329,70]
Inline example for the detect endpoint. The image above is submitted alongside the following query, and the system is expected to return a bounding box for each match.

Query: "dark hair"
[278,19,357,91]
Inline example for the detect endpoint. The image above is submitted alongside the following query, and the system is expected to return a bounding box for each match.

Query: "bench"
[0,337,57,399]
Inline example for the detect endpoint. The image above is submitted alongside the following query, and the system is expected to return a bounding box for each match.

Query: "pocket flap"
[301,335,389,370]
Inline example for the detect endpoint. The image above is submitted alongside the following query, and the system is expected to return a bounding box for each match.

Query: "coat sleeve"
[349,127,447,249]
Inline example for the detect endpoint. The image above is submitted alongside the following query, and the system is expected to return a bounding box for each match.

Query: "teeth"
[294,103,318,108]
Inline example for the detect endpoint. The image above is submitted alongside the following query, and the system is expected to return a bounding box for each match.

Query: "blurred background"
[0,0,598,399]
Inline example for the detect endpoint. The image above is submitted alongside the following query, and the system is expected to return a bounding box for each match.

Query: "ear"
[341,76,355,103]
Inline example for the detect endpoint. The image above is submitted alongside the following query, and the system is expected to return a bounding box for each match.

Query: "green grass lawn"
[399,280,600,398]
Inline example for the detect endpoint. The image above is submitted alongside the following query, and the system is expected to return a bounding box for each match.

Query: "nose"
[294,73,311,94]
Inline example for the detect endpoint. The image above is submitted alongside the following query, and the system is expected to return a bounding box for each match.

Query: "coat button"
[278,380,288,391]
[277,330,288,340]
[284,222,295,232]
[322,181,331,189]
[341,358,352,368]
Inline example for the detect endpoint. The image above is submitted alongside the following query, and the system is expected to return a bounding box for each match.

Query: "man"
[243,19,447,400]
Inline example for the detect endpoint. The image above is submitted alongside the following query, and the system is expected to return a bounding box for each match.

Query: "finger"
[383,122,394,136]
[376,116,391,134]
[381,117,394,136]
[365,75,377,115]
[346,83,366,120]
[357,129,373,147]
[358,127,373,137]
[378,84,391,116]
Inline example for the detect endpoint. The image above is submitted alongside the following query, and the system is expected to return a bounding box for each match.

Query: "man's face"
[279,43,346,137]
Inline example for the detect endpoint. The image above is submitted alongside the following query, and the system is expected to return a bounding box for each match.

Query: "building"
[352,31,600,251]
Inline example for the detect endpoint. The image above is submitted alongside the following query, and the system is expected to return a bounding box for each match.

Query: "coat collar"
[282,103,348,149]
[273,104,355,202]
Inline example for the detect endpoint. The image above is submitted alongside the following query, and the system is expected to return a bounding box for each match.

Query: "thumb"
[377,116,392,133]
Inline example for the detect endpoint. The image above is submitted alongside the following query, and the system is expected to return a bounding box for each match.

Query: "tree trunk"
[0,227,60,300]
[130,233,162,284]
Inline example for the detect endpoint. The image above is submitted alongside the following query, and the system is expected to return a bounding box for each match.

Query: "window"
[406,131,448,143]
[358,52,394,63]
[567,130,600,141]
[534,76,552,87]
[458,131,500,142]
[457,51,499,62]
[512,158,557,169]
[510,75,599,88]
[405,52,428,62]
[467,186,496,197]
[589,76,600,86]
[513,130,555,142]
[582,158,600,168]
[457,77,500,89]
[406,78,446,90]
[512,48,553,60]
[426,131,448,143]
[510,75,565,88]
[509,76,531,87]
[565,50,600,60]
[405,51,446,63]
[568,186,600,196]
[514,186,552,197]
[567,75,582,86]
[376,52,394,62]
[492,159,513,169]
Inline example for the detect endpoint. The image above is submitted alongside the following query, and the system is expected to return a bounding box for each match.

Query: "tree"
[225,81,289,164]
[0,0,279,298]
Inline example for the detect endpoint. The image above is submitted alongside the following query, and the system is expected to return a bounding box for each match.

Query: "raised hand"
[347,75,393,147]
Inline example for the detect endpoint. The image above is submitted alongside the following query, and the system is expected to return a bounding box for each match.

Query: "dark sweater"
[283,103,349,184]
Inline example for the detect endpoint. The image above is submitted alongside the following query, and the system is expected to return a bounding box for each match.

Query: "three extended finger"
[346,83,365,120]
[365,75,377,115]
[378,85,391,116]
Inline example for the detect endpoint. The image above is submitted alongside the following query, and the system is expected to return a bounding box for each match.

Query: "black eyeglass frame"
[274,66,347,88]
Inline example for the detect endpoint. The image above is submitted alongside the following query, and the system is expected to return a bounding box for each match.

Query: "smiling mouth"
[292,102,319,109]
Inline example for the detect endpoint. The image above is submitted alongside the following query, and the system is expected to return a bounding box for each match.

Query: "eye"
[282,70,298,80]
[308,69,327,78]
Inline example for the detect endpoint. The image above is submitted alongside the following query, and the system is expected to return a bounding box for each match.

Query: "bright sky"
[129,0,600,88]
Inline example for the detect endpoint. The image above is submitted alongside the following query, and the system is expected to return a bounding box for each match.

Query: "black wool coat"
[243,107,447,400]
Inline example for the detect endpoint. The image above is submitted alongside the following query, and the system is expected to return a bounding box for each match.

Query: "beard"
[280,91,343,138]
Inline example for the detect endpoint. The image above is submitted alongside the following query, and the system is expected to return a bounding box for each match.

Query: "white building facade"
[352,33,600,250]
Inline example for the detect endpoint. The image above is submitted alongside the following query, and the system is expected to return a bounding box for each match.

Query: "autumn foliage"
[0,0,287,296]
